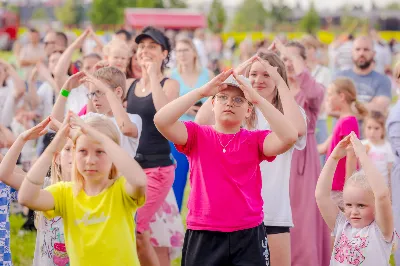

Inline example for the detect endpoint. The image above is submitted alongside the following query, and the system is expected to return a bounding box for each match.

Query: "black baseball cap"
[135,27,170,52]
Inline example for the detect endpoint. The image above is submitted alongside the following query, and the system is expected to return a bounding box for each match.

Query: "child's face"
[364,118,384,143]
[59,139,73,181]
[75,135,113,181]
[212,86,251,127]
[83,57,100,74]
[249,61,277,102]
[343,185,375,228]
[88,83,112,115]
[108,47,129,73]
[326,85,343,112]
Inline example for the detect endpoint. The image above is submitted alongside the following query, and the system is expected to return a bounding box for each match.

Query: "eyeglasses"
[87,90,105,99]
[215,94,247,107]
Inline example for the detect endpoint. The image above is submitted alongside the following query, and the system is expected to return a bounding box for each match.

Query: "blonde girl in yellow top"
[18,113,147,266]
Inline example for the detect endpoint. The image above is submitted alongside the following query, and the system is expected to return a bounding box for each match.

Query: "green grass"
[10,215,36,266]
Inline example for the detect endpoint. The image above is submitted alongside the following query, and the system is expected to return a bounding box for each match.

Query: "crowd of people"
[0,24,399,266]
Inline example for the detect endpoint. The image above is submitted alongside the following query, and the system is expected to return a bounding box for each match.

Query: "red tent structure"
[124,8,206,30]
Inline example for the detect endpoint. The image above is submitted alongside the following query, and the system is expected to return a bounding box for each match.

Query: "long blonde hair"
[175,37,202,74]
[72,115,121,196]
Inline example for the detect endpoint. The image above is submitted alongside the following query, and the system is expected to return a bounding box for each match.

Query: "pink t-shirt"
[175,121,275,232]
[327,116,359,191]
[78,104,87,116]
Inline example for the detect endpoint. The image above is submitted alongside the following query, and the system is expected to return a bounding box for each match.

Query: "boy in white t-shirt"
[52,67,142,157]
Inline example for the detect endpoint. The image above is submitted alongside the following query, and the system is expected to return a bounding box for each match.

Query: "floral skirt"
[149,188,185,260]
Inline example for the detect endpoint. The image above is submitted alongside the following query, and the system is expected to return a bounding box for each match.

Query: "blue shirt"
[170,68,210,121]
[0,183,17,265]
[335,69,392,103]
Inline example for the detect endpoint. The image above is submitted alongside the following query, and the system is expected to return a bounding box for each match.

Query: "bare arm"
[18,118,65,211]
[318,134,332,154]
[366,96,391,114]
[315,136,352,230]
[155,70,233,145]
[315,155,341,230]
[194,97,215,125]
[51,72,86,122]
[54,29,90,89]
[258,58,306,137]
[350,133,394,241]
[27,69,40,110]
[143,63,180,111]
[0,140,26,190]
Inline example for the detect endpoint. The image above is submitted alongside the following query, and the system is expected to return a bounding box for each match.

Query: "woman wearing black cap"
[126,26,181,266]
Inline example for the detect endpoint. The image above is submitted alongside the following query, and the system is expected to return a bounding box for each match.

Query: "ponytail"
[353,100,368,118]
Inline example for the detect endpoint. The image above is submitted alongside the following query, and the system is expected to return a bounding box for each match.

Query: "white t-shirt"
[82,112,142,158]
[36,82,55,119]
[331,212,395,266]
[361,139,394,185]
[65,85,89,114]
[254,107,307,227]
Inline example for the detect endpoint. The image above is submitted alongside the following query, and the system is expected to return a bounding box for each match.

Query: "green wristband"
[60,89,70,98]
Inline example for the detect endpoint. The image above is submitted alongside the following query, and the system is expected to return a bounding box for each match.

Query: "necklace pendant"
[142,88,145,93]
[223,148,226,153]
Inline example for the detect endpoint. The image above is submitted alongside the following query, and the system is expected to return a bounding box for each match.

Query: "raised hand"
[198,69,233,97]
[255,56,284,85]
[330,135,352,161]
[142,62,159,78]
[349,132,367,158]
[234,55,258,75]
[80,72,110,94]
[72,28,91,49]
[233,72,262,105]
[20,117,50,142]
[64,71,86,91]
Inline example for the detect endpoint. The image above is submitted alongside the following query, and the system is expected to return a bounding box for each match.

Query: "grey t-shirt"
[331,212,395,266]
[335,69,392,103]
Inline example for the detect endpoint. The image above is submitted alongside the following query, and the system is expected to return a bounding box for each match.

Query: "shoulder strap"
[126,79,140,100]
[160,77,169,87]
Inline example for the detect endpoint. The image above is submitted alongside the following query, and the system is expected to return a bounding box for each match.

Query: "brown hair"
[285,41,307,60]
[175,37,202,74]
[332,78,368,118]
[364,110,387,139]
[245,51,289,129]
[72,115,120,196]
[93,66,127,99]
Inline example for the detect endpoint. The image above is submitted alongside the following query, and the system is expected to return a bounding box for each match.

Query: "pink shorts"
[136,165,175,233]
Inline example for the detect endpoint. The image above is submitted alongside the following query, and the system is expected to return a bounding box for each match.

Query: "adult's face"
[352,38,375,70]
[44,32,57,57]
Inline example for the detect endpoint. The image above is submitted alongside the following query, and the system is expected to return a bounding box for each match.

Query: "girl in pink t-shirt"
[154,70,298,266]
[318,78,368,208]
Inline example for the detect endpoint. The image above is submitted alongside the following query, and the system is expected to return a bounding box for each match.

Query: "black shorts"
[182,224,270,266]
[264,225,290,235]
